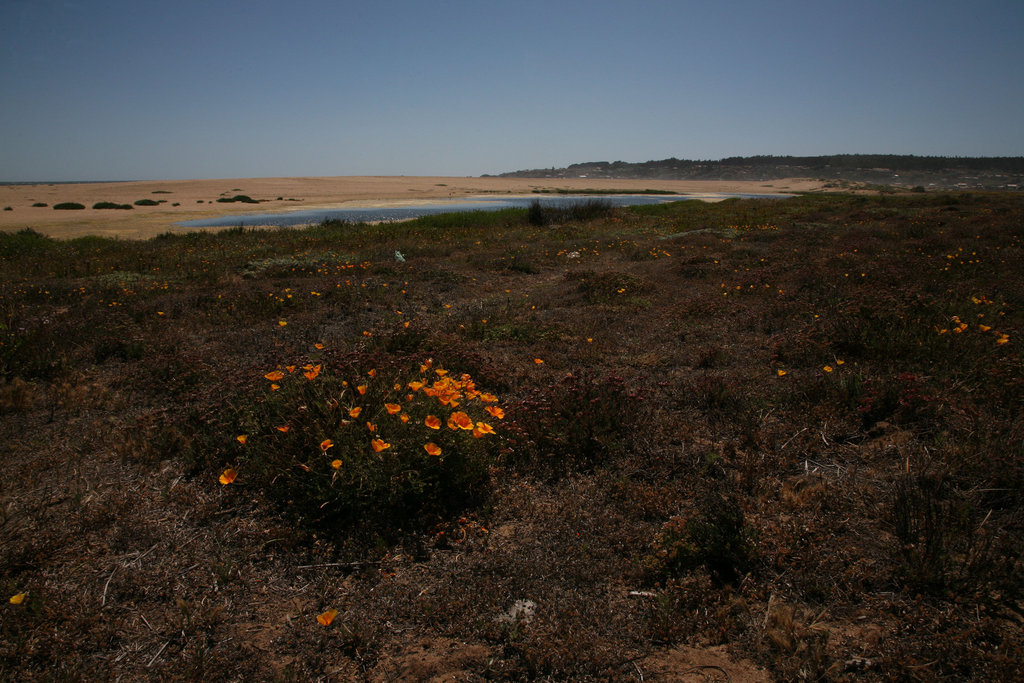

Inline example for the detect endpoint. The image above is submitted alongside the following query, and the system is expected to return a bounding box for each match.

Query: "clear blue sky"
[2,0,1022,181]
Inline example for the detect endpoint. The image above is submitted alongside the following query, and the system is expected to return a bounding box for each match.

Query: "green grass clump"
[133,198,159,206]
[53,202,85,210]
[92,201,133,210]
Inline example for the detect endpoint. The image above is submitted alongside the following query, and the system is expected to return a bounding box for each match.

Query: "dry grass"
[1,191,1022,680]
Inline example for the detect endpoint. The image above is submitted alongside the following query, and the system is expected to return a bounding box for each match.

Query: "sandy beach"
[0,175,825,240]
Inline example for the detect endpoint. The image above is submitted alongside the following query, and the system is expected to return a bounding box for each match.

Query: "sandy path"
[0,175,825,240]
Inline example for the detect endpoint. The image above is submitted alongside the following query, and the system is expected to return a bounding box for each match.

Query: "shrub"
[92,202,133,210]
[3,206,11,211]
[220,353,505,541]
[133,199,159,206]
[645,493,753,584]
[32,202,48,207]
[216,195,259,204]
[53,202,85,210]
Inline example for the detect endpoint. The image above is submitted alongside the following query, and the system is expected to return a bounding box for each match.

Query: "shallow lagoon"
[176,193,790,228]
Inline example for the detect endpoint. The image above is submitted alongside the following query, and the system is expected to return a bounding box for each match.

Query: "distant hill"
[488,155,1024,190]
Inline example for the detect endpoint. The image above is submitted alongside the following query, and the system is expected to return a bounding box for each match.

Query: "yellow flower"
[424,443,442,456]
[371,438,391,452]
[320,439,334,451]
[270,383,280,391]
[314,343,324,350]
[9,593,26,605]
[317,608,338,626]
[236,435,247,445]
[425,415,441,430]
[331,459,342,469]
[264,370,285,381]
[484,405,505,419]
[776,369,787,377]
[219,468,237,485]
[278,320,287,327]
[824,365,834,373]
[303,364,322,381]
[534,358,544,364]
[385,403,402,415]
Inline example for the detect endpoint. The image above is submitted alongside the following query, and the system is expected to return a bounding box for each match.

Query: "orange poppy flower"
[385,403,402,415]
[286,365,296,373]
[484,406,505,419]
[317,608,338,626]
[534,358,544,364]
[236,435,247,445]
[276,425,290,433]
[320,439,334,452]
[435,368,448,377]
[270,383,280,391]
[399,414,410,423]
[424,443,442,456]
[349,406,362,418]
[472,422,495,438]
[366,422,376,432]
[331,459,343,469]
[264,370,285,381]
[447,411,474,430]
[408,380,425,391]
[357,385,367,395]
[9,593,26,605]
[314,343,324,350]
[304,365,322,381]
[219,468,237,485]
[371,438,390,452]
[368,368,377,378]
[480,393,498,403]
[425,415,441,430]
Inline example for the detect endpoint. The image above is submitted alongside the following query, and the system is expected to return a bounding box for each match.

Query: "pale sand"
[0,176,826,240]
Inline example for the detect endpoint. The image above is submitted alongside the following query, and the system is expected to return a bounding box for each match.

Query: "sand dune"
[0,175,825,239]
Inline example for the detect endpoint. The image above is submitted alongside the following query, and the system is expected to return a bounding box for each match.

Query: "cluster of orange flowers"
[935,296,1011,345]
[220,355,504,485]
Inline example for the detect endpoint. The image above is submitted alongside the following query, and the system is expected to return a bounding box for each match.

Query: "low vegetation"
[1,192,1022,680]
[51,201,85,210]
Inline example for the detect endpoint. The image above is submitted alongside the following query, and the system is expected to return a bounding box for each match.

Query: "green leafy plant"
[220,352,505,541]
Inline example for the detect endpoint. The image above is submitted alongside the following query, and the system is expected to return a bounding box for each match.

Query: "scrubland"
[1,193,1022,680]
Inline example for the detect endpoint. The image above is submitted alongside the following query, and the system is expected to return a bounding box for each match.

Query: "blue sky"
[2,0,1022,181]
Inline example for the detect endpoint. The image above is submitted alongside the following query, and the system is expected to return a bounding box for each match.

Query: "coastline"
[0,175,826,240]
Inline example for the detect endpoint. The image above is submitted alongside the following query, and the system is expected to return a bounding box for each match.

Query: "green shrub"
[216,195,259,204]
[134,199,159,206]
[53,202,85,210]
[220,352,504,541]
[645,494,753,584]
[92,201,133,210]
[32,202,47,207]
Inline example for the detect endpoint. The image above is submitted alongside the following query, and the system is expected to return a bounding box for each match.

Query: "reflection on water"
[175,193,790,228]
